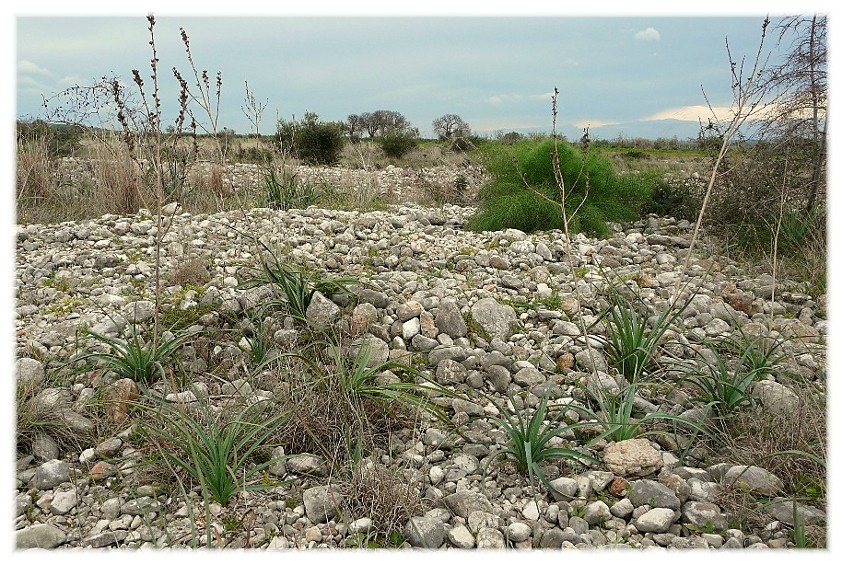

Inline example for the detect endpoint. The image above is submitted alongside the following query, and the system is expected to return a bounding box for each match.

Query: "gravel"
[13,198,826,550]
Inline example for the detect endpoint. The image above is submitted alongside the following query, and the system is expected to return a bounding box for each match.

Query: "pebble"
[13,194,826,550]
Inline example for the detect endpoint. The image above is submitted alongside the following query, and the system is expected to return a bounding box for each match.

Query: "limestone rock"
[305,291,341,330]
[470,297,518,341]
[435,300,468,338]
[444,490,493,519]
[17,523,67,549]
[405,516,444,548]
[602,439,663,477]
[16,358,45,389]
[723,465,783,496]
[32,459,71,490]
[303,484,344,524]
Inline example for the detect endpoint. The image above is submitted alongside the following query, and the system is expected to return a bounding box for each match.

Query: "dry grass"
[340,141,384,170]
[187,162,234,198]
[713,381,826,546]
[16,373,87,457]
[16,131,483,224]
[16,134,152,223]
[87,139,149,215]
[16,136,56,210]
[333,172,391,211]
[168,256,211,287]
[718,383,826,499]
[274,369,406,467]
[339,458,423,536]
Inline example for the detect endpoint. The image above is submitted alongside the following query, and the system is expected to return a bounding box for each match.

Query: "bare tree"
[760,15,827,217]
[242,80,268,149]
[359,112,377,138]
[432,114,471,141]
[346,113,364,140]
[683,18,772,302]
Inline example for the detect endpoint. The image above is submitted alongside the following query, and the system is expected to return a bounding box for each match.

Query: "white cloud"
[634,27,661,42]
[18,59,51,76]
[640,103,797,123]
[488,94,523,107]
[58,75,87,87]
[573,119,620,129]
[488,92,553,107]
[642,104,721,122]
[528,92,555,101]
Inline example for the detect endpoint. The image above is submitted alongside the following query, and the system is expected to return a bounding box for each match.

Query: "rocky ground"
[13,199,827,550]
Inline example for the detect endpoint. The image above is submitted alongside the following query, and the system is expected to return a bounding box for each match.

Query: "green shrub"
[467,140,655,237]
[264,167,320,211]
[276,112,345,165]
[482,390,595,498]
[576,380,709,443]
[145,398,289,506]
[239,236,356,321]
[79,323,193,386]
[17,119,84,157]
[376,130,418,159]
[678,348,764,417]
[643,179,702,221]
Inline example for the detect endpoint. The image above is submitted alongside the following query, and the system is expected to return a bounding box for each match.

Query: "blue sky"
[11,5,823,141]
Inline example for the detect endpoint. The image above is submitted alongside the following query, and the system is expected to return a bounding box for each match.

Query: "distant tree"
[380,110,410,133]
[496,130,524,144]
[276,112,345,165]
[432,114,471,141]
[377,129,418,159]
[359,112,378,138]
[360,110,410,137]
[346,113,365,140]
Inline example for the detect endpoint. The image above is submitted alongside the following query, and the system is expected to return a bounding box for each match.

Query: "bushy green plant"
[145,398,289,506]
[679,348,764,416]
[80,323,193,386]
[242,315,273,367]
[263,167,320,211]
[594,295,689,382]
[642,178,702,221]
[483,390,595,497]
[376,129,418,159]
[714,327,788,378]
[778,207,825,255]
[240,237,355,321]
[321,340,453,424]
[276,112,345,165]
[272,338,458,469]
[577,380,707,443]
[467,140,656,237]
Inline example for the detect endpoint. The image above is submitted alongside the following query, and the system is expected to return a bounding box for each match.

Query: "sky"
[10,5,823,142]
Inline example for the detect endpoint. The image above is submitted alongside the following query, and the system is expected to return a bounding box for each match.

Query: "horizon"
[16,15,794,142]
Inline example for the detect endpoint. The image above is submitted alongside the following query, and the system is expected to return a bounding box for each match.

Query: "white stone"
[447,524,475,548]
[49,489,79,515]
[522,499,540,521]
[634,508,679,533]
[507,522,532,543]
